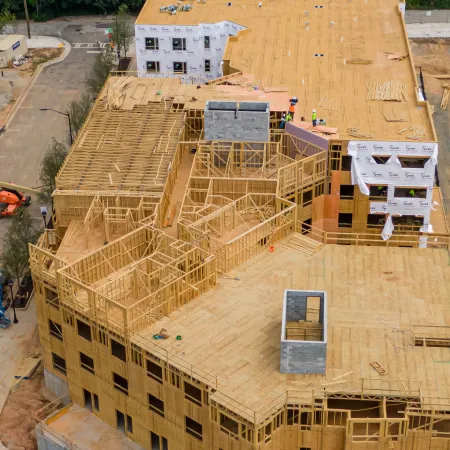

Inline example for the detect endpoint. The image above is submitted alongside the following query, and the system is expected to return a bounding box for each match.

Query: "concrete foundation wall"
[36,427,67,450]
[204,101,269,142]
[44,368,69,399]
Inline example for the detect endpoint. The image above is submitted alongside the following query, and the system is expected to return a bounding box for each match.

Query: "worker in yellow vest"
[312,109,317,127]
[408,188,415,197]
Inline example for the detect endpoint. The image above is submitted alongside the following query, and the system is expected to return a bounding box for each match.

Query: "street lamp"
[39,108,73,145]
[7,280,18,324]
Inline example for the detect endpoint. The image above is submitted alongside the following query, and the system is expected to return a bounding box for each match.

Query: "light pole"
[23,0,31,39]
[8,280,18,324]
[39,108,73,145]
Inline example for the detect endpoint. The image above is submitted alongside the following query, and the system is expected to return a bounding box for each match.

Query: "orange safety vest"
[289,105,295,114]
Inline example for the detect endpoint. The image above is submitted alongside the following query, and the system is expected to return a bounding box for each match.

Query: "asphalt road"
[0,17,116,249]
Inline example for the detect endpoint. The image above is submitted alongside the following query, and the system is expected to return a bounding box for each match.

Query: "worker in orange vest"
[289,103,295,119]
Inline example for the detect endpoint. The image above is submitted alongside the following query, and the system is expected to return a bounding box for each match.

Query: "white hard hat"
[312,109,316,112]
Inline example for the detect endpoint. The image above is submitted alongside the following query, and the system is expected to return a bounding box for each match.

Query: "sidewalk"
[405,9,450,24]
[27,36,66,49]
[406,22,450,38]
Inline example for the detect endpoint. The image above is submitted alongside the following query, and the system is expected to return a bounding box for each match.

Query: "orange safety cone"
[269,245,274,252]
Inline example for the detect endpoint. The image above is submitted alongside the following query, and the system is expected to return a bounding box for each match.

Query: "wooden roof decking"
[140,243,450,413]
[135,0,435,141]
[56,99,185,195]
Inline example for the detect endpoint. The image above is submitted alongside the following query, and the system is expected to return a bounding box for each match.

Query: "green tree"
[67,93,93,139]
[112,4,133,58]
[0,10,17,34]
[38,139,67,207]
[1,210,40,291]
[87,48,116,95]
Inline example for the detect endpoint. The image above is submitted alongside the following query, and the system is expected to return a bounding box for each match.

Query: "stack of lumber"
[346,57,372,64]
[281,233,323,256]
[366,81,407,101]
[386,53,408,61]
[397,125,426,141]
[311,125,338,135]
[440,84,450,110]
[104,77,134,109]
[14,353,42,381]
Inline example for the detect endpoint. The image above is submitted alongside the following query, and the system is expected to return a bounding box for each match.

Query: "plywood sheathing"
[141,244,450,413]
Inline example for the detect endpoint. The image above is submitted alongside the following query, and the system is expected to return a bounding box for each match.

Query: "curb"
[3,37,72,128]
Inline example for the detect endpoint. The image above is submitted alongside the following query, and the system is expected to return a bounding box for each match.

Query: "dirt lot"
[0,332,53,450]
[410,38,450,215]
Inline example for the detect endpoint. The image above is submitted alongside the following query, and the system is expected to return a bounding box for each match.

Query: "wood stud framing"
[29,76,450,450]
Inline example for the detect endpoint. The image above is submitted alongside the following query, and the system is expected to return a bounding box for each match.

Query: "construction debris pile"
[366,81,407,101]
[160,3,192,13]
[397,125,426,141]
[11,54,30,67]
[319,96,337,111]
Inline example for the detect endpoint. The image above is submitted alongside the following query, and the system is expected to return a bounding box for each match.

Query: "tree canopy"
[1,210,41,287]
[0,10,17,33]
[2,0,143,20]
[112,4,134,58]
[67,93,93,140]
[87,48,116,95]
[38,138,67,207]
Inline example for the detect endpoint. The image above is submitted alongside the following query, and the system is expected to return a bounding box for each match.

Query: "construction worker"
[319,118,327,126]
[286,112,293,123]
[378,186,387,196]
[280,113,287,129]
[312,109,317,127]
[408,188,416,197]
[289,103,295,119]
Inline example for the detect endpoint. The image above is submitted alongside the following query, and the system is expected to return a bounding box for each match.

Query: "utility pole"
[116,15,120,56]
[23,0,31,39]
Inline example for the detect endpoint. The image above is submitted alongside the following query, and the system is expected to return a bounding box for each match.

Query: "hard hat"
[313,109,316,112]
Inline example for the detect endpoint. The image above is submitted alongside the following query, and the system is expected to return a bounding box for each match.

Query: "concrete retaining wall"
[44,369,69,399]
[36,427,67,450]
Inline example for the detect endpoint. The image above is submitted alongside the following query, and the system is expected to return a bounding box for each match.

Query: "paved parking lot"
[0,18,117,250]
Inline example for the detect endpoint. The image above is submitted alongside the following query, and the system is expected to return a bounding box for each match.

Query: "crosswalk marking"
[72,43,107,49]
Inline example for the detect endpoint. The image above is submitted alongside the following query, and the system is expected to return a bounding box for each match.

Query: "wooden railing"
[295,220,450,250]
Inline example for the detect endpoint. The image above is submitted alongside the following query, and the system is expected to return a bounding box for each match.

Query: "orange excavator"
[0,182,39,218]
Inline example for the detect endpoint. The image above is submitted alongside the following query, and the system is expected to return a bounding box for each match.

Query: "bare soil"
[410,38,450,214]
[0,333,53,450]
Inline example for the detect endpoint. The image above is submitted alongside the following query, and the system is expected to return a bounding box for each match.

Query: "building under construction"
[29,0,450,448]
